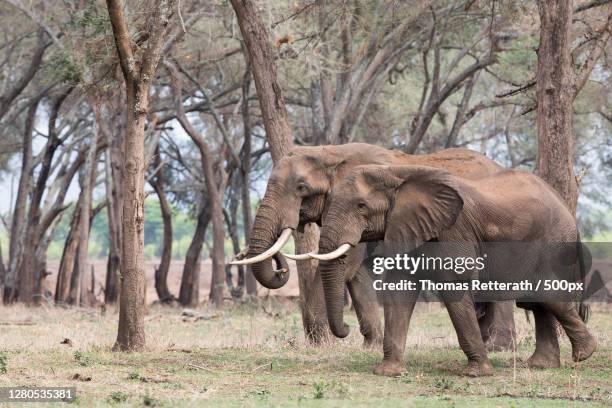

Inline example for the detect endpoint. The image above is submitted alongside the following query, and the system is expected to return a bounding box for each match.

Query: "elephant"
[308,164,596,376]
[232,143,515,348]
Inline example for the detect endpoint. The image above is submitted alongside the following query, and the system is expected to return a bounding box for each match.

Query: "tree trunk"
[106,0,175,351]
[67,242,82,305]
[225,180,245,297]
[535,0,576,213]
[149,146,173,302]
[56,203,82,303]
[114,81,148,350]
[16,87,73,305]
[4,99,37,303]
[240,65,257,296]
[230,0,324,340]
[171,66,226,309]
[104,131,123,304]
[0,243,6,293]
[229,0,293,162]
[77,102,101,307]
[179,200,211,306]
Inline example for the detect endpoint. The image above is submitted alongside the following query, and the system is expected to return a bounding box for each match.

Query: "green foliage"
[67,4,109,35]
[434,378,455,390]
[0,354,7,374]
[73,351,91,367]
[107,391,128,404]
[312,380,350,399]
[43,52,81,83]
[312,381,326,399]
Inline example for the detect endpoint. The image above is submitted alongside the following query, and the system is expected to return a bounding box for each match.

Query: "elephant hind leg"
[518,303,560,368]
[441,290,492,377]
[478,301,516,352]
[544,302,597,362]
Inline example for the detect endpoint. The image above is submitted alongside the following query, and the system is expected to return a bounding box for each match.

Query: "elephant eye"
[357,202,368,212]
[297,184,309,194]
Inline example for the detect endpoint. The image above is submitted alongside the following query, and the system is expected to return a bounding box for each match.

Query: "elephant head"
[313,165,465,338]
[231,146,349,288]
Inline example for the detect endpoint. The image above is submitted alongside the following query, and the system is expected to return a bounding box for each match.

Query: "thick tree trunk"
[150,147,173,302]
[114,83,148,351]
[179,201,211,306]
[536,0,576,213]
[4,100,37,303]
[231,0,325,340]
[106,0,175,351]
[17,99,66,304]
[229,0,293,162]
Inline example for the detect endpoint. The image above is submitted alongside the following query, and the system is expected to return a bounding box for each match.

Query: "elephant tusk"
[308,243,352,261]
[282,252,314,261]
[229,229,292,265]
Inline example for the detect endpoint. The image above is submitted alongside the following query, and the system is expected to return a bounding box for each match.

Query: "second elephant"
[313,164,595,376]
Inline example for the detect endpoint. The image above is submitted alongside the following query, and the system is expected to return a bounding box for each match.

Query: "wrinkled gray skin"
[248,143,514,346]
[318,165,597,376]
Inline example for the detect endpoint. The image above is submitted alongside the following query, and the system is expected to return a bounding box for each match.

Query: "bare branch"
[105,0,137,82]
[573,12,611,97]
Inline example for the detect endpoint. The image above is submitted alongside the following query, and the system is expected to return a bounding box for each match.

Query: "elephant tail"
[576,237,590,323]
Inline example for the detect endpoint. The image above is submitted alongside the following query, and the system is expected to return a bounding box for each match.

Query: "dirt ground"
[45,259,301,303]
[0,302,610,407]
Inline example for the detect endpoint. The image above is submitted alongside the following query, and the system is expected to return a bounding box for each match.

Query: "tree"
[230,0,330,340]
[536,0,611,214]
[149,145,174,303]
[105,0,176,351]
[171,64,226,309]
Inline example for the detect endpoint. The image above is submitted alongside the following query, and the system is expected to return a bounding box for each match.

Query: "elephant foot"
[526,351,560,369]
[571,332,597,362]
[373,360,406,377]
[463,359,493,377]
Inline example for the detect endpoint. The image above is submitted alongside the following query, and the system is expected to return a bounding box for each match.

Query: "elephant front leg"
[373,295,417,377]
[299,265,330,344]
[347,270,383,347]
[441,290,492,377]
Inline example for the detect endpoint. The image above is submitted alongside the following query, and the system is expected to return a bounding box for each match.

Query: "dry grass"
[0,300,610,407]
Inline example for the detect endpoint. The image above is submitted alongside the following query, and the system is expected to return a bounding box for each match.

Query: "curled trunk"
[248,192,290,289]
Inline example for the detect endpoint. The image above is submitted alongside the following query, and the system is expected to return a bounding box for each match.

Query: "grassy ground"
[0,300,610,407]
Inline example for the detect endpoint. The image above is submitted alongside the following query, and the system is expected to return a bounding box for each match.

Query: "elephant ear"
[377,165,464,248]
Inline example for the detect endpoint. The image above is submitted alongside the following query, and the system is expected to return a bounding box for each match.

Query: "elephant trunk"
[318,232,350,338]
[248,193,290,289]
